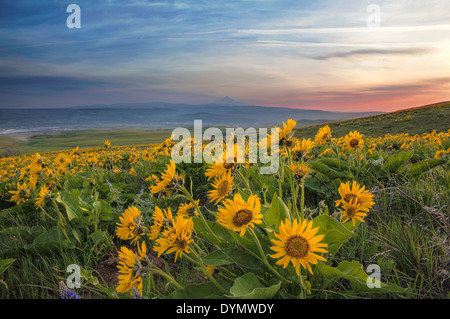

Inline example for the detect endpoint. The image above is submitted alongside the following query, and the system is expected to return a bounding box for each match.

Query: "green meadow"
[0,129,172,157]
[0,103,449,300]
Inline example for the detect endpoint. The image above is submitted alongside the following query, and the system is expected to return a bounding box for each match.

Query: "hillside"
[294,101,450,139]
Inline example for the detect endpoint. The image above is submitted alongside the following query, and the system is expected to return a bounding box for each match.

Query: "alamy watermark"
[170,120,280,174]
[367,3,381,28]
[366,263,382,288]
[66,4,81,29]
[66,263,81,289]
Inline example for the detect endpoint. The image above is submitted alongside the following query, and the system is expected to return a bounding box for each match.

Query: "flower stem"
[300,178,305,220]
[147,266,183,290]
[178,185,221,245]
[190,245,229,295]
[248,228,291,283]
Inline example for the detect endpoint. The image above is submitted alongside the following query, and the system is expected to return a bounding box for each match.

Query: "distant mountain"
[206,96,245,106]
[0,98,384,134]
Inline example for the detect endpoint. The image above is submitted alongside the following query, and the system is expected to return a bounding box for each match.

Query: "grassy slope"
[294,101,450,139]
[0,129,172,156]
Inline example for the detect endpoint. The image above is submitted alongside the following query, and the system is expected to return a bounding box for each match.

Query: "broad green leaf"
[317,157,350,171]
[404,158,447,177]
[304,178,328,196]
[24,228,75,252]
[0,259,15,275]
[264,193,290,229]
[229,227,271,258]
[229,273,281,299]
[55,190,84,222]
[317,261,405,294]
[381,150,414,172]
[222,248,263,273]
[202,249,233,267]
[309,160,348,180]
[192,217,234,246]
[312,215,355,255]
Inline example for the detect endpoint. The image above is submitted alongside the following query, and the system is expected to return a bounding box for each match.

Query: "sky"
[1,0,450,112]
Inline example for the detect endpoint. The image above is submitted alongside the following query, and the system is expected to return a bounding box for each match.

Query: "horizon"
[1,1,450,113]
[2,95,450,115]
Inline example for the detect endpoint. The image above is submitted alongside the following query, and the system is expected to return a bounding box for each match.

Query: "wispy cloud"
[0,0,449,110]
[313,48,433,60]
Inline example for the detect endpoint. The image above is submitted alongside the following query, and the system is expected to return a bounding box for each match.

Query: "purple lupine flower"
[59,281,81,299]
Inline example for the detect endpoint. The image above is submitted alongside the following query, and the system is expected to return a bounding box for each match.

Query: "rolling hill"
[294,101,450,139]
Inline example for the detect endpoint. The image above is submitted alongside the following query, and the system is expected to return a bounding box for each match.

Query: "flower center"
[349,138,359,148]
[19,189,28,198]
[343,193,358,204]
[223,162,235,170]
[285,139,293,147]
[232,209,254,227]
[346,206,357,218]
[285,235,309,258]
[175,239,188,249]
[294,169,306,177]
[218,180,230,196]
[186,206,196,217]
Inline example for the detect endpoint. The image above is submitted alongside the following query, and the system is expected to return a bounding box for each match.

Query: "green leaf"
[404,158,447,177]
[202,249,233,267]
[222,248,263,273]
[24,228,75,252]
[164,280,231,299]
[312,215,355,255]
[317,261,405,294]
[192,217,234,246]
[55,190,85,222]
[264,193,290,229]
[228,273,281,299]
[89,231,106,244]
[81,268,118,298]
[229,227,271,258]
[316,157,350,171]
[0,259,15,275]
[381,150,414,172]
[309,160,348,180]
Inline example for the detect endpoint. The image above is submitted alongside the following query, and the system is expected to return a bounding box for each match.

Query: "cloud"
[312,48,434,60]
[0,75,119,96]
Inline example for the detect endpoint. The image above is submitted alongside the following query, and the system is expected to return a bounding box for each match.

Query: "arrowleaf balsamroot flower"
[35,185,53,209]
[150,160,183,196]
[148,206,174,240]
[153,217,194,262]
[216,193,263,236]
[177,200,199,218]
[335,180,374,213]
[339,201,368,226]
[270,218,328,276]
[288,162,311,180]
[116,241,147,295]
[9,183,30,205]
[116,206,145,245]
[314,125,331,144]
[345,131,364,150]
[207,171,234,205]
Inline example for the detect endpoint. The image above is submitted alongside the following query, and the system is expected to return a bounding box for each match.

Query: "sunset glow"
[1,1,449,112]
